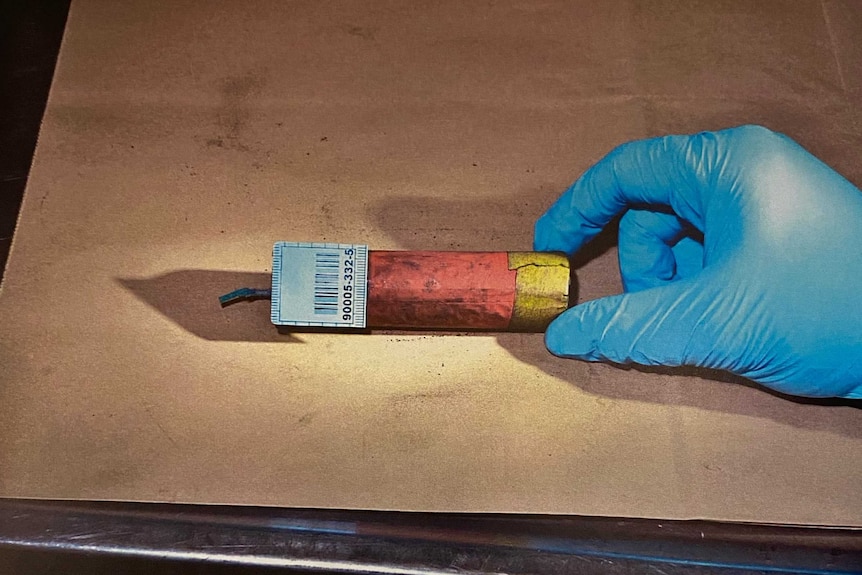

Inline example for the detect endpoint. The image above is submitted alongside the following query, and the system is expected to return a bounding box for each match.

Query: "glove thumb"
[545,278,721,369]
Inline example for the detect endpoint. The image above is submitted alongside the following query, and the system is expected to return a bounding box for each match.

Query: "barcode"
[313,252,340,315]
[271,242,367,328]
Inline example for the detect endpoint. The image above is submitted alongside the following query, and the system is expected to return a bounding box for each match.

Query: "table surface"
[2,0,861,526]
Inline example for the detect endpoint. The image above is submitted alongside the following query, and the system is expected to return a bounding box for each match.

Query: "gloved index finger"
[534,131,720,255]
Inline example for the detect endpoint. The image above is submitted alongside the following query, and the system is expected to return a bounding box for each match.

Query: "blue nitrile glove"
[534,125,862,399]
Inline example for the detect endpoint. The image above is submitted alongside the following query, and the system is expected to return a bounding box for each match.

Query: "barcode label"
[313,252,340,314]
[271,242,368,328]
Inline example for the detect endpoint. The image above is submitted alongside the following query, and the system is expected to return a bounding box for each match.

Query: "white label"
[271,242,368,328]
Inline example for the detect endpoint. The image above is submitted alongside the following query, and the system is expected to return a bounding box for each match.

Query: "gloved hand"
[534,125,862,399]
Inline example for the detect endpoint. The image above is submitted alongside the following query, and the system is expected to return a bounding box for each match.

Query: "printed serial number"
[342,247,355,321]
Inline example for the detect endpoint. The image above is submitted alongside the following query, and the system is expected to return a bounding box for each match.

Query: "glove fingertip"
[544,307,598,360]
[534,214,574,254]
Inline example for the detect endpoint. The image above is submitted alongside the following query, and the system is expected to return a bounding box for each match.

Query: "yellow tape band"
[508,252,570,332]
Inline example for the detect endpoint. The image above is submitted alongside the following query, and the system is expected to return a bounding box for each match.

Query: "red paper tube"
[365,251,573,331]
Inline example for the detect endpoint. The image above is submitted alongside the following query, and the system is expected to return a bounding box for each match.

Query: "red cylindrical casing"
[365,251,572,331]
[367,251,516,329]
